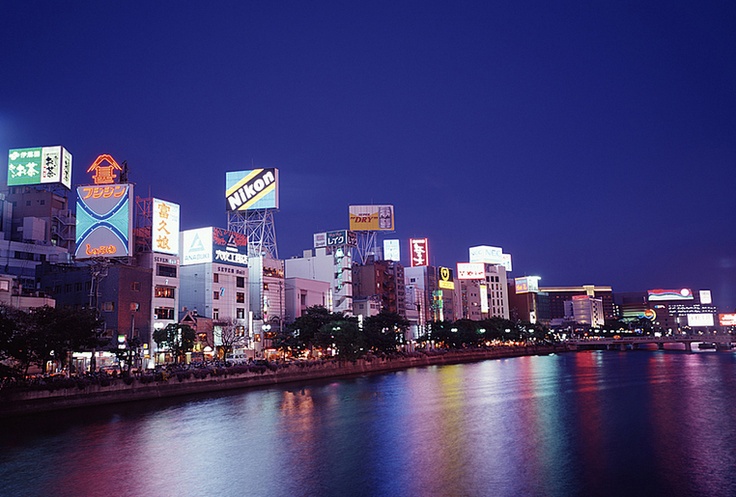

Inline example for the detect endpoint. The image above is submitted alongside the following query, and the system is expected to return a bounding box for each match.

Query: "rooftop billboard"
[457,262,485,280]
[409,238,429,267]
[349,205,394,231]
[438,266,455,290]
[719,314,736,327]
[75,184,133,259]
[226,168,279,211]
[181,227,248,267]
[152,198,180,255]
[7,146,72,189]
[383,239,401,261]
[469,245,504,265]
[515,276,541,294]
[647,289,694,301]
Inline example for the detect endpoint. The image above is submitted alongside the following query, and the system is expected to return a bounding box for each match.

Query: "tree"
[25,306,105,374]
[215,318,243,360]
[285,306,345,354]
[314,320,365,361]
[153,324,196,363]
[363,310,410,353]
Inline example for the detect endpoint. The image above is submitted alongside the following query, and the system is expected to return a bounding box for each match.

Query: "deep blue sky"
[2,1,735,309]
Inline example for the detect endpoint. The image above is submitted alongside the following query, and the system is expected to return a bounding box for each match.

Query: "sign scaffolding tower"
[227,209,278,260]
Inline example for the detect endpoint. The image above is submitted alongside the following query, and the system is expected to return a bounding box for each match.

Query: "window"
[25,200,30,206]
[131,281,141,291]
[40,200,45,205]
[263,283,269,291]
[0,280,9,292]
[75,282,82,291]
[102,302,115,312]
[236,276,245,288]
[157,264,177,278]
[155,286,176,298]
[213,273,219,283]
[213,291,220,300]
[236,308,245,319]
[236,292,245,303]
[153,307,175,320]
[213,308,219,320]
[64,284,72,292]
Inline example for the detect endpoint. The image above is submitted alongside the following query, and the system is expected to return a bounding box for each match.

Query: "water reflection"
[2,352,736,497]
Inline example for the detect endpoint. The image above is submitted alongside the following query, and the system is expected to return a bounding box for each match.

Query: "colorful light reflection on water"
[2,351,736,497]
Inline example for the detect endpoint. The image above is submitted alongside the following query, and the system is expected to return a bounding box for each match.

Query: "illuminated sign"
[313,232,327,248]
[7,146,72,189]
[152,199,180,255]
[226,168,279,211]
[349,205,394,231]
[638,309,657,321]
[213,228,248,266]
[314,230,358,248]
[515,276,540,294]
[469,245,504,265]
[438,266,455,290]
[181,227,213,265]
[699,290,712,305]
[75,184,133,259]
[383,239,401,261]
[647,289,694,301]
[719,314,736,326]
[687,313,714,327]
[502,253,512,272]
[327,230,357,247]
[457,262,485,280]
[480,284,489,313]
[410,238,429,267]
[181,227,248,267]
[87,154,123,184]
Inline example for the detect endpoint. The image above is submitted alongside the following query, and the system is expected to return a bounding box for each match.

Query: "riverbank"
[0,345,565,418]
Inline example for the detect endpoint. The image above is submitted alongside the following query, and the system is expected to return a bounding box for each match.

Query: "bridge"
[565,334,735,352]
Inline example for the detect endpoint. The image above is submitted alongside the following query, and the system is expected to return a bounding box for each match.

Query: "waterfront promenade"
[0,345,562,418]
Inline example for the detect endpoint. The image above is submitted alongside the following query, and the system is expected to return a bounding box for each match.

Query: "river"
[1,350,735,497]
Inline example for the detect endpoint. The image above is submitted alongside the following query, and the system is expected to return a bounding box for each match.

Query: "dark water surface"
[2,351,736,497]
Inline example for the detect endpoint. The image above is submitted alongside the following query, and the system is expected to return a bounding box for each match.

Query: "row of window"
[212,274,246,287]
[212,308,246,319]
[213,291,245,302]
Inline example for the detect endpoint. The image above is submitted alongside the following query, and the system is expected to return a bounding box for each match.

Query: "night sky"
[2,1,735,309]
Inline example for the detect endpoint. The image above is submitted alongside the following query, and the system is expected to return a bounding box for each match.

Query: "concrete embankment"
[0,346,564,418]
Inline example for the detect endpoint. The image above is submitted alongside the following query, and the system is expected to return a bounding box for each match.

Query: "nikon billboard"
[226,168,279,211]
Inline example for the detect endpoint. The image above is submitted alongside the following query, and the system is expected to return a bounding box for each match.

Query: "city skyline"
[2,1,734,309]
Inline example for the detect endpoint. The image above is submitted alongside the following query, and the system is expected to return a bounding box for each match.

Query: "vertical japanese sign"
[410,238,429,267]
[153,199,180,255]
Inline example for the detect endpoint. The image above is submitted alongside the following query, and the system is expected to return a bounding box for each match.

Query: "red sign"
[410,238,429,267]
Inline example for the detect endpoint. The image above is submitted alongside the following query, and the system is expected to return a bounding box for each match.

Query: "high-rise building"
[352,258,406,317]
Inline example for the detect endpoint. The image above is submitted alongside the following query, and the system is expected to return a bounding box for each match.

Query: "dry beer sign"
[226,168,279,211]
[75,154,132,259]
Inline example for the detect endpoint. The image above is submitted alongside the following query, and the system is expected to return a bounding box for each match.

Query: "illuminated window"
[236,292,245,303]
[213,291,220,300]
[155,286,176,299]
[236,308,245,319]
[0,280,10,292]
[153,307,175,320]
[102,302,115,312]
[213,308,219,320]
